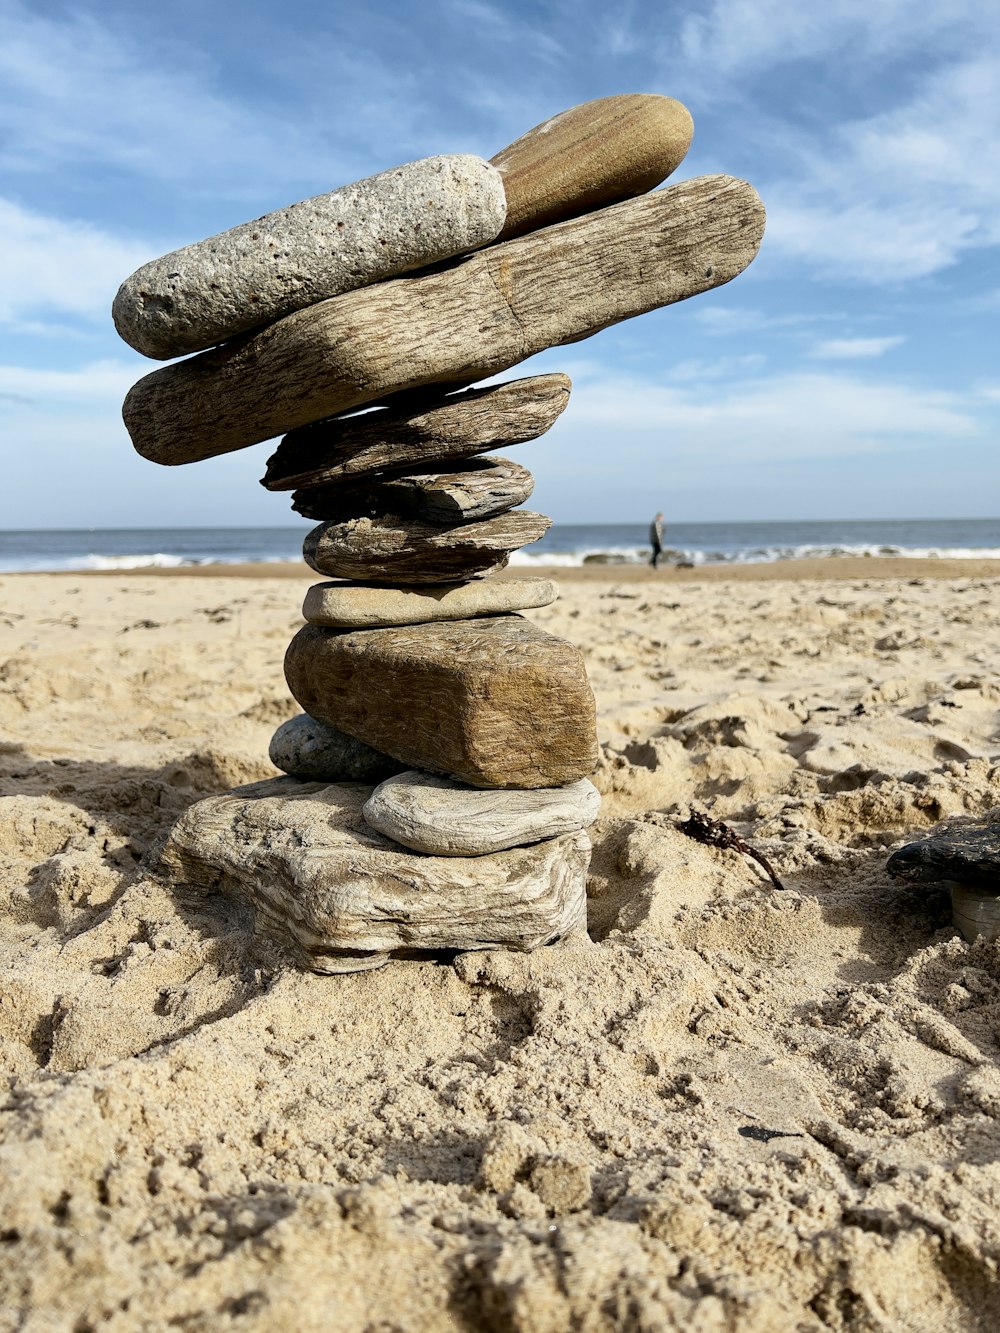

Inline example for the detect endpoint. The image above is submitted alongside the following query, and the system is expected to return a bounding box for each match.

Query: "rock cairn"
[114,94,765,973]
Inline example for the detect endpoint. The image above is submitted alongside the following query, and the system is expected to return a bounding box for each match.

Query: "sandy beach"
[2,562,999,1329]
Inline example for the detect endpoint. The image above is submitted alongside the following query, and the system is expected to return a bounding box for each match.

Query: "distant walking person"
[649,512,664,568]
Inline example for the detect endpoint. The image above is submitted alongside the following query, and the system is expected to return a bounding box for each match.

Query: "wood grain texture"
[283,617,599,788]
[157,777,591,973]
[124,175,765,466]
[291,455,535,523]
[264,374,569,490]
[491,94,693,241]
[302,509,551,583]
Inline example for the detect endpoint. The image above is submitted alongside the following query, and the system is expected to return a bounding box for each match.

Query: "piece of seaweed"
[678,808,785,892]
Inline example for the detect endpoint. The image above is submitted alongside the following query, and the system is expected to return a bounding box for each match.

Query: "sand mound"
[1,569,999,1329]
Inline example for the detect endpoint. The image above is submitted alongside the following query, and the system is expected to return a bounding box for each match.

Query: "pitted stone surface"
[491,94,694,240]
[123,176,765,465]
[363,770,601,855]
[268,713,405,783]
[303,510,551,584]
[303,578,558,628]
[283,616,599,789]
[156,778,591,973]
[292,454,535,524]
[113,155,507,360]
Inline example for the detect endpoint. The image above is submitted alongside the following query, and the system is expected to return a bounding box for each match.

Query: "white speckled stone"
[113,155,507,360]
[363,770,601,855]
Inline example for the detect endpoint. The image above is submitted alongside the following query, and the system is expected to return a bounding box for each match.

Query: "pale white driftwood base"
[156,777,590,973]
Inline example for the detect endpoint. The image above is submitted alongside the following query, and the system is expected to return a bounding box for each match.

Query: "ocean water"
[0,519,999,574]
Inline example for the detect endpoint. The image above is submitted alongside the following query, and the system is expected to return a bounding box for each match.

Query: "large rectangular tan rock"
[283,616,599,789]
[123,175,765,465]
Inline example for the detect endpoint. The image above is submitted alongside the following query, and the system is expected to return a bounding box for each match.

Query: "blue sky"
[1,0,998,527]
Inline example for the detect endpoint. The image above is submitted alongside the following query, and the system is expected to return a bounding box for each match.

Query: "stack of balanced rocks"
[113,94,765,974]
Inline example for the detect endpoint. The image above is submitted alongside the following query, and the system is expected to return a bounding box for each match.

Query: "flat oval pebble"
[303,577,558,628]
[269,713,405,783]
[114,154,507,360]
[491,93,693,240]
[362,770,601,855]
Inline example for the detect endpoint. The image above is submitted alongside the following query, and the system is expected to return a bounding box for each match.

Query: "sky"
[1,0,998,528]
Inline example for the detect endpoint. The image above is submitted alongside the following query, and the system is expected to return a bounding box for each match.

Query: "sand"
[1,562,999,1330]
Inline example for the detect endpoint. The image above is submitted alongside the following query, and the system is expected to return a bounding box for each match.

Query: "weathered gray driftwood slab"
[292,455,535,524]
[157,778,590,973]
[302,577,558,628]
[263,374,569,491]
[283,616,599,789]
[303,509,550,584]
[113,155,507,360]
[123,175,765,465]
[491,93,693,241]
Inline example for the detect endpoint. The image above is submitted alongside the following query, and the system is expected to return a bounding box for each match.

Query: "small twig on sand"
[678,808,785,891]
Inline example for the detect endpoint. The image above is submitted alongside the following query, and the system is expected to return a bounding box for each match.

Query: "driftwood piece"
[264,374,569,490]
[123,175,766,466]
[157,778,590,973]
[302,577,559,628]
[303,510,551,584]
[283,617,599,789]
[491,94,693,241]
[292,455,535,524]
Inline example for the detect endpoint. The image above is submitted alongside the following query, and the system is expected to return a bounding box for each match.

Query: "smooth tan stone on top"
[303,578,559,628]
[283,617,599,789]
[491,94,694,240]
[263,374,570,492]
[303,510,551,584]
[157,778,590,974]
[123,175,765,466]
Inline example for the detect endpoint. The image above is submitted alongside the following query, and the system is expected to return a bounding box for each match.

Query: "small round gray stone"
[269,714,405,784]
[362,770,601,855]
[113,155,507,360]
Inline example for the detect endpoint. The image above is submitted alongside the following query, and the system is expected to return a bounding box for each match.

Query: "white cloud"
[0,199,155,328]
[0,1,355,198]
[811,336,905,360]
[693,306,823,336]
[762,53,1000,281]
[677,0,989,75]
[547,363,979,463]
[0,359,141,404]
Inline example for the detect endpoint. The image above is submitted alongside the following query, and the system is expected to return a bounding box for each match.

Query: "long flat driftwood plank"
[263,374,568,491]
[124,175,765,466]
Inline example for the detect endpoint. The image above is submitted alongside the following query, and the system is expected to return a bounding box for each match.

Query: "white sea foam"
[511,542,1000,568]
